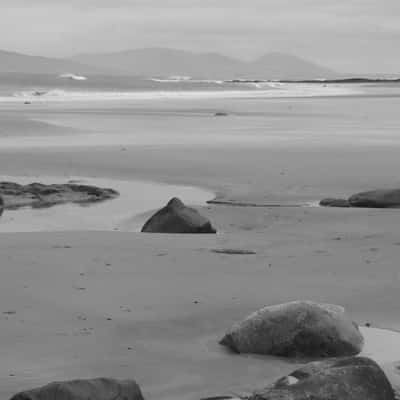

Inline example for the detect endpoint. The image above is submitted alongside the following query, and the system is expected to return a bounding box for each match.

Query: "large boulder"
[9,377,144,400]
[349,189,400,208]
[141,197,216,233]
[220,301,364,357]
[249,356,395,400]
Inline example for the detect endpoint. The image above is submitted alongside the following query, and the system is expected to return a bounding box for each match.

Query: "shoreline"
[1,90,400,398]
[1,83,361,103]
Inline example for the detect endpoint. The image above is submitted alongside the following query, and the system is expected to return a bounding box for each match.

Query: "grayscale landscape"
[1,1,400,400]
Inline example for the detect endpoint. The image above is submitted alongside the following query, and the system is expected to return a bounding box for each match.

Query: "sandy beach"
[1,88,400,398]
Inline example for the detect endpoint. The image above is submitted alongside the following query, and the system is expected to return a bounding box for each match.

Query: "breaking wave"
[59,73,88,81]
[150,77,224,84]
[6,83,359,102]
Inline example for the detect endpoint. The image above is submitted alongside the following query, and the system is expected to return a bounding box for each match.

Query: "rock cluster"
[0,182,119,210]
[7,300,397,400]
[320,188,400,208]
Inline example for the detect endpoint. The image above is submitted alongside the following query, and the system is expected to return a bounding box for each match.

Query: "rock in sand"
[320,188,400,208]
[0,182,119,210]
[9,377,144,400]
[220,301,364,357]
[349,189,400,208]
[141,197,216,233]
[319,198,351,207]
[249,356,395,400]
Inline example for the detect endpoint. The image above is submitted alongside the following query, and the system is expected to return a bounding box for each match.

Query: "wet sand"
[1,91,400,398]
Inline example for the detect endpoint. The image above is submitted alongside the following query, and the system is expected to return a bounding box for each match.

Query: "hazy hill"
[71,48,337,80]
[71,48,243,78]
[0,50,102,75]
[248,52,337,80]
[0,48,338,79]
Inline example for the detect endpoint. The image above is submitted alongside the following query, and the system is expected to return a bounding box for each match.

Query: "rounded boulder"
[9,377,144,400]
[220,301,364,358]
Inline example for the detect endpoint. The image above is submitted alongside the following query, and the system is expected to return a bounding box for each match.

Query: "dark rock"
[249,356,395,400]
[212,249,257,255]
[220,301,363,357]
[215,112,229,117]
[0,182,119,210]
[349,189,400,208]
[9,377,144,400]
[141,197,216,234]
[201,397,240,400]
[0,195,3,216]
[319,198,351,207]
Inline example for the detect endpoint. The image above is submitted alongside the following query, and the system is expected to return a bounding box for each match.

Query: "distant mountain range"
[0,48,338,80]
[0,50,102,75]
[71,48,338,79]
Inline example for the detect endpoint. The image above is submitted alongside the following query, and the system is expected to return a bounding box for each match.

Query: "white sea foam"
[150,77,224,84]
[59,73,88,81]
[4,84,359,103]
[167,75,192,81]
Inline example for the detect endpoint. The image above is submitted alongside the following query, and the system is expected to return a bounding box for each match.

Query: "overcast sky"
[1,0,399,73]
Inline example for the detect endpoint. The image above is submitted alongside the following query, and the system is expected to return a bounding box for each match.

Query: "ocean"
[0,72,387,102]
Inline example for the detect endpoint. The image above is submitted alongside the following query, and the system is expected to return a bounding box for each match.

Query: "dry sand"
[1,93,400,398]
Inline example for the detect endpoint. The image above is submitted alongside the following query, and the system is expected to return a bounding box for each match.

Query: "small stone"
[212,249,257,255]
[286,376,299,385]
[214,112,229,117]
